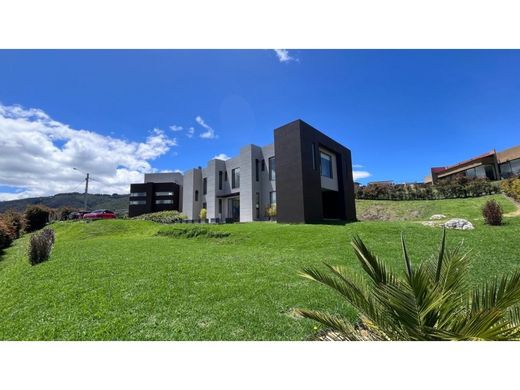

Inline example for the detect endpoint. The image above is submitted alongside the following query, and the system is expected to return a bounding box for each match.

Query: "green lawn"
[1,195,519,340]
[356,194,516,221]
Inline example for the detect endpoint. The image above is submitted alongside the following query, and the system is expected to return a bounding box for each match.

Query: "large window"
[218,198,223,214]
[203,177,207,195]
[155,199,173,205]
[255,159,259,182]
[269,191,276,206]
[219,171,223,190]
[232,168,240,188]
[129,200,146,205]
[320,152,333,178]
[195,190,199,202]
[501,158,520,179]
[464,165,496,180]
[130,192,146,197]
[155,191,173,196]
[269,157,276,181]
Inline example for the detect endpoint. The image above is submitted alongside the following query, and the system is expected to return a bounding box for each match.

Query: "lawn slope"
[0,196,519,340]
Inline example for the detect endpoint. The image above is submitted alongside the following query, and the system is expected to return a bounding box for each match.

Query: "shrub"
[28,228,55,265]
[501,177,520,202]
[199,208,207,221]
[296,230,520,340]
[156,227,230,239]
[265,205,277,220]
[482,199,503,226]
[0,219,15,250]
[132,210,187,224]
[1,210,25,239]
[57,207,77,221]
[24,205,51,232]
[355,177,499,201]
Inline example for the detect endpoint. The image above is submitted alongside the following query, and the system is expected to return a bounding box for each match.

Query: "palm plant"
[296,230,520,340]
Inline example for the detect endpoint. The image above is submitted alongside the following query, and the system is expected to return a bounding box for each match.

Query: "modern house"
[129,119,357,223]
[424,145,520,184]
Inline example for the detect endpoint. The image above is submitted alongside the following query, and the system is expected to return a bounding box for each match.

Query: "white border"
[0,0,520,48]
[0,341,518,389]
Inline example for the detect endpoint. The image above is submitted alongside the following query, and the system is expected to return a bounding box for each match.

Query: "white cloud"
[353,170,371,181]
[196,116,218,139]
[213,153,231,161]
[169,124,183,132]
[352,164,364,168]
[174,169,184,174]
[186,127,195,138]
[273,49,297,63]
[0,103,177,200]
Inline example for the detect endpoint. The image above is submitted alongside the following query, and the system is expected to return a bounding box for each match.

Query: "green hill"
[0,192,129,213]
[0,195,519,340]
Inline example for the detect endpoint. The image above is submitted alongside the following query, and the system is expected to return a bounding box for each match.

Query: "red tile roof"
[431,150,496,173]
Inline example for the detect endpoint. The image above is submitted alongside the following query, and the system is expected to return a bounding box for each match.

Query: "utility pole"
[84,173,90,211]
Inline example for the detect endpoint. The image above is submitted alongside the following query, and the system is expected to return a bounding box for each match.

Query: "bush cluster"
[24,205,52,232]
[28,228,55,266]
[0,210,26,250]
[355,177,499,201]
[0,218,14,250]
[133,210,187,224]
[156,227,230,239]
[482,199,503,226]
[501,177,520,202]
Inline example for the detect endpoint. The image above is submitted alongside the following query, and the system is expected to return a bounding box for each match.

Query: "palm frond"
[435,228,446,283]
[351,235,396,285]
[294,309,379,341]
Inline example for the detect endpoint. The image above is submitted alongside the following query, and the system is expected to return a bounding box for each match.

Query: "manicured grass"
[356,194,515,221]
[0,196,519,340]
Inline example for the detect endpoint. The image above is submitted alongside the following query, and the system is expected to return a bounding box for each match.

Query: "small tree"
[265,205,277,221]
[24,205,51,232]
[1,210,26,239]
[199,208,207,222]
[0,219,15,250]
[482,199,503,226]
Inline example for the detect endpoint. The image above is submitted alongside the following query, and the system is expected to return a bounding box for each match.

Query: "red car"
[83,209,116,220]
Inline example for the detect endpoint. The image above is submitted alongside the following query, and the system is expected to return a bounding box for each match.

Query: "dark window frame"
[269,157,276,181]
[203,177,207,195]
[195,190,199,202]
[255,159,259,182]
[320,151,333,179]
[269,191,276,207]
[232,168,240,189]
[219,171,223,190]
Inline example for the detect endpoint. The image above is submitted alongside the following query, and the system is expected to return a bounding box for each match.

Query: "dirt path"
[504,195,520,217]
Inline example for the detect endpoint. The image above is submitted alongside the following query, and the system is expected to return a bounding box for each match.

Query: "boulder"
[442,218,474,230]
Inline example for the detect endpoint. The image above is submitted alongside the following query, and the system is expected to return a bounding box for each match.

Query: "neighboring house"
[129,119,357,223]
[424,145,520,184]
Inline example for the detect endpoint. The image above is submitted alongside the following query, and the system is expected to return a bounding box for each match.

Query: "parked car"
[68,211,88,220]
[82,210,116,220]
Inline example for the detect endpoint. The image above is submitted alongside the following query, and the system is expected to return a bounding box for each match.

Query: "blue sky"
[1,50,520,199]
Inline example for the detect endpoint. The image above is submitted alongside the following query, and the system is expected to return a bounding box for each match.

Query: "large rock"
[442,218,474,230]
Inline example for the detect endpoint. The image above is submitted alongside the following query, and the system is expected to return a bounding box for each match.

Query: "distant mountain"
[0,192,129,214]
